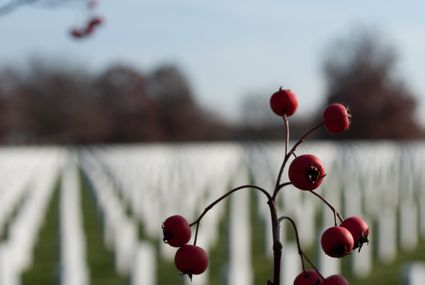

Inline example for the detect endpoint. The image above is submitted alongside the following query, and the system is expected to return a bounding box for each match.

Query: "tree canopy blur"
[318,30,422,140]
[0,60,233,144]
[0,30,423,144]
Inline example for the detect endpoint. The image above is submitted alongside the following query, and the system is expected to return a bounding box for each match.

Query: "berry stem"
[273,122,325,200]
[267,199,282,285]
[277,216,305,270]
[309,190,344,225]
[284,114,289,157]
[289,122,325,154]
[190,184,271,245]
[277,216,324,280]
[272,181,292,200]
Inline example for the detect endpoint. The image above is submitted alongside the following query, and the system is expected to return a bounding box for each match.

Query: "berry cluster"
[70,16,103,39]
[163,88,368,285]
[162,215,208,279]
[69,0,103,39]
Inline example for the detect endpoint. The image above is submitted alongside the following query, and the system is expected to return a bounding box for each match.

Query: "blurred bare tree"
[0,59,234,144]
[319,29,422,139]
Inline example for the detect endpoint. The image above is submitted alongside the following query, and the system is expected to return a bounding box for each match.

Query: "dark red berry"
[340,216,369,250]
[288,154,326,191]
[162,215,191,247]
[270,88,298,117]
[322,274,349,285]
[293,269,323,285]
[323,103,351,133]
[175,245,208,278]
[321,226,354,258]
[86,16,103,33]
[70,28,85,39]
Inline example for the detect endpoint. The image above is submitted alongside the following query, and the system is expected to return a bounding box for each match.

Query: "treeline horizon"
[0,30,423,145]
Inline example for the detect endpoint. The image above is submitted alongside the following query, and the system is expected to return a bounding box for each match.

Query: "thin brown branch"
[190,184,271,245]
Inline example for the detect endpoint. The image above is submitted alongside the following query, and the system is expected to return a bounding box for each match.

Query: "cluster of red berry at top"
[70,16,103,39]
[162,88,369,285]
[70,0,103,39]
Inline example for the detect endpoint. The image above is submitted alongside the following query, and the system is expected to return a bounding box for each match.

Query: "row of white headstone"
[0,148,62,285]
[85,144,252,285]
[79,150,156,285]
[2,143,425,285]
[251,142,425,284]
[89,142,425,285]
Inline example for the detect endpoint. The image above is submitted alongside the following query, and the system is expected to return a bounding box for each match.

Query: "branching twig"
[190,184,271,245]
[278,216,325,280]
[0,0,87,16]
[309,190,344,225]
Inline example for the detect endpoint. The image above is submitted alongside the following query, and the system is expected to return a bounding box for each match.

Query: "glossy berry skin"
[321,226,354,258]
[323,103,351,133]
[270,88,298,117]
[175,245,208,276]
[340,216,369,250]
[162,215,191,247]
[293,269,323,285]
[322,275,349,285]
[288,154,326,191]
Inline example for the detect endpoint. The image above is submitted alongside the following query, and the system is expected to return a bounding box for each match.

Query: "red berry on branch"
[293,269,323,285]
[323,103,351,133]
[175,245,209,278]
[340,216,369,250]
[322,274,349,285]
[86,16,104,34]
[270,88,298,117]
[321,226,354,258]
[70,28,85,39]
[162,215,191,247]
[288,154,326,191]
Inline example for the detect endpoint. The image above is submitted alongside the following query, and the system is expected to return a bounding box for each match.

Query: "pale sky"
[1,0,424,123]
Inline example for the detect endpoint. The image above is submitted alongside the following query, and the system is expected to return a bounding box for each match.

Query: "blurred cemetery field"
[1,142,425,285]
[0,26,425,285]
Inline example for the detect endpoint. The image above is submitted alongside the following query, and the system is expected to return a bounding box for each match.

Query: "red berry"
[89,17,103,28]
[86,16,103,33]
[322,275,349,285]
[321,226,354,258]
[288,154,326,191]
[270,88,298,117]
[162,215,191,247]
[175,245,208,277]
[293,269,323,285]
[340,216,369,250]
[323,103,351,133]
[70,28,85,39]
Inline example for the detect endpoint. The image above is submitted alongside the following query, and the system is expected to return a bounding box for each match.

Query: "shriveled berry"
[321,226,354,258]
[270,88,298,117]
[162,215,191,247]
[340,216,369,250]
[175,245,208,278]
[323,103,351,133]
[322,274,349,285]
[293,269,323,285]
[288,154,326,191]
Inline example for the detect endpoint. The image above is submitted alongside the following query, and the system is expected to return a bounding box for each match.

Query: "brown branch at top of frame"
[0,0,85,16]
[0,0,31,16]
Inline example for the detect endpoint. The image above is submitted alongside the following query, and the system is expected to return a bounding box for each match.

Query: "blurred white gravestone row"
[0,148,63,285]
[1,142,425,285]
[60,154,89,285]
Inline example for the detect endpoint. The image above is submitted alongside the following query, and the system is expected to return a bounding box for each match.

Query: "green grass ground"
[21,181,60,285]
